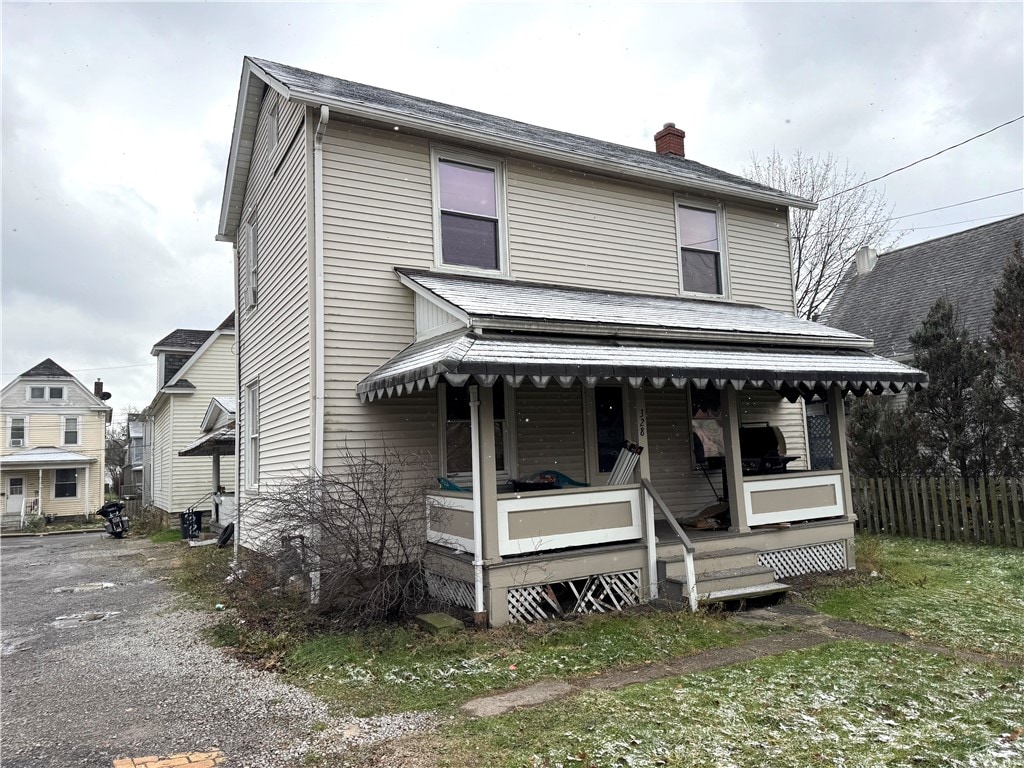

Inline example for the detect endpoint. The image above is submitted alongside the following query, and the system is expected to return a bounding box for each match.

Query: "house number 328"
[639,408,646,437]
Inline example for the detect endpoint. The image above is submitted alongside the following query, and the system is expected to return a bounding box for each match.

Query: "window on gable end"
[29,386,45,400]
[677,202,728,297]
[247,214,259,308]
[433,150,505,272]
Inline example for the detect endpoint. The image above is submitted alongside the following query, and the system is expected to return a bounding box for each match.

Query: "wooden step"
[700,582,791,605]
[667,565,777,594]
[659,547,763,581]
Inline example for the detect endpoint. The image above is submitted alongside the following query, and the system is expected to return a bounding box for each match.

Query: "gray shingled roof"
[397,268,869,348]
[20,358,73,378]
[217,312,236,331]
[220,57,813,239]
[822,215,1023,360]
[152,329,213,351]
[357,331,926,402]
[252,58,806,205]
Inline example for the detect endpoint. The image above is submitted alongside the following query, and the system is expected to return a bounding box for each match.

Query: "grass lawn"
[805,535,1024,661]
[284,609,780,716]
[428,641,1023,768]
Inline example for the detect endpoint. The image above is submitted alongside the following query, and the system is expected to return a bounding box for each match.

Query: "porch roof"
[1,447,97,468]
[179,426,236,457]
[356,331,928,402]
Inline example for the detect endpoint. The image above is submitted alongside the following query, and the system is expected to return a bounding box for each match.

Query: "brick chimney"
[654,123,685,157]
[94,379,104,398]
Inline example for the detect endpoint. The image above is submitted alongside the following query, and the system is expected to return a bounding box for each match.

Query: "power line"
[2,362,152,376]
[817,115,1024,203]
[894,212,1018,233]
[889,187,1023,221]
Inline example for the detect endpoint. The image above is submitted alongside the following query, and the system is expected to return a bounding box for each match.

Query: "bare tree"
[105,420,129,497]
[745,149,900,320]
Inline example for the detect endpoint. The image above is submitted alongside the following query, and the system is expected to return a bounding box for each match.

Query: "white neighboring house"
[1,359,112,528]
[144,314,237,522]
[178,395,237,529]
[122,419,146,499]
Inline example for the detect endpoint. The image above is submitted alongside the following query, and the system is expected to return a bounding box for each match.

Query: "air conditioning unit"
[11,439,23,447]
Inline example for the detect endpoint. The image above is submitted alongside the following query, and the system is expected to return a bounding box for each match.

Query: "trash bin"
[179,508,203,540]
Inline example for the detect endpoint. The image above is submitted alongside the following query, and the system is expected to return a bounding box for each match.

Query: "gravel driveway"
[0,534,434,767]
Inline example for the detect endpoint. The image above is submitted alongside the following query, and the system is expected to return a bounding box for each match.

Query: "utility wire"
[817,115,1024,203]
[1,362,152,376]
[894,212,1018,233]
[889,187,1023,221]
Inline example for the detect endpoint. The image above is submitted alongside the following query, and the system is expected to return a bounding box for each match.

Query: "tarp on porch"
[357,331,928,402]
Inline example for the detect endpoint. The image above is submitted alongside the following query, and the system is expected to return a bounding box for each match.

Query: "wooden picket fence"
[852,476,1024,548]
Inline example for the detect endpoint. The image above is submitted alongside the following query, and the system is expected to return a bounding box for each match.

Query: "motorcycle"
[96,501,130,538]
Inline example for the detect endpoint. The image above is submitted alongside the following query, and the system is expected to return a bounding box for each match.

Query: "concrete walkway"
[461,602,1016,718]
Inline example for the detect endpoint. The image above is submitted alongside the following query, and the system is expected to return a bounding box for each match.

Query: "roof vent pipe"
[654,123,686,157]
[855,246,878,275]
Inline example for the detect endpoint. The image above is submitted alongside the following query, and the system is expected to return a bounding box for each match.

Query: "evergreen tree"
[847,395,925,477]
[991,238,1024,473]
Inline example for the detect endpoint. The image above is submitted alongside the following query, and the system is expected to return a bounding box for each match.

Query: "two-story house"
[144,314,236,524]
[217,57,926,626]
[1,359,111,528]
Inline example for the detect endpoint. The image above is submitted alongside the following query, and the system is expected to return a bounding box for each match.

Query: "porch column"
[633,386,658,599]
[827,386,856,523]
[632,386,651,481]
[471,384,500,625]
[38,469,43,517]
[83,465,90,519]
[722,384,750,533]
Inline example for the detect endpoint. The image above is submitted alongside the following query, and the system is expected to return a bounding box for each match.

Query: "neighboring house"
[178,395,236,529]
[216,57,925,626]
[122,418,146,499]
[823,215,1024,363]
[1,359,112,528]
[144,314,237,521]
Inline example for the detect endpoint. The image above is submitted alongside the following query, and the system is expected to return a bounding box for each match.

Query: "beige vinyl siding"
[514,383,587,481]
[726,205,795,313]
[166,334,237,513]
[737,390,810,471]
[321,123,438,466]
[506,161,680,295]
[644,386,719,518]
[236,93,311,496]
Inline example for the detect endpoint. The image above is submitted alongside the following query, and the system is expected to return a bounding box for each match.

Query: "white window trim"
[245,379,260,490]
[430,145,509,276]
[268,99,280,152]
[674,196,731,300]
[61,416,80,446]
[52,468,79,500]
[27,386,45,401]
[438,382,515,486]
[8,415,28,447]
[48,386,65,400]
[246,212,259,310]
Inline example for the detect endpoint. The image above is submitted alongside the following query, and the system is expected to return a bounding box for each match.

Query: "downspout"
[232,246,243,565]
[469,384,485,620]
[309,105,329,604]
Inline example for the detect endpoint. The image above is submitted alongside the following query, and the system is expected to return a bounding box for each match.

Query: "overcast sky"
[3,1,1022,418]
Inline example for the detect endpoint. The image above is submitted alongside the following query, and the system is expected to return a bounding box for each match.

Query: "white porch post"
[83,465,90,519]
[475,384,499,625]
[828,385,857,520]
[37,469,43,517]
[633,386,659,599]
[722,384,750,533]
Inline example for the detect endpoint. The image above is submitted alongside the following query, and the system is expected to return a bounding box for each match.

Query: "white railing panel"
[426,493,475,553]
[743,471,845,527]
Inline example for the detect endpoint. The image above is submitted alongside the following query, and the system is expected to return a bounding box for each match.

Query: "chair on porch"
[539,470,589,489]
[606,441,644,485]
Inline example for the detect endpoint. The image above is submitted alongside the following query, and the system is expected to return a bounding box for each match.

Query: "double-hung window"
[677,202,727,297]
[62,416,79,446]
[246,214,259,308]
[442,383,508,482]
[433,150,505,272]
[9,417,26,447]
[245,380,260,489]
[29,386,45,400]
[54,468,78,499]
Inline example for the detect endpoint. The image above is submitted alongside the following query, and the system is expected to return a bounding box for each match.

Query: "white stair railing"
[642,479,698,612]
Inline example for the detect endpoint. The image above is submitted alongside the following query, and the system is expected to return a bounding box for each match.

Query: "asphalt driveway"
[0,533,429,767]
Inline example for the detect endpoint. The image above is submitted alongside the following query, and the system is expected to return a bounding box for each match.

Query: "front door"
[6,477,25,515]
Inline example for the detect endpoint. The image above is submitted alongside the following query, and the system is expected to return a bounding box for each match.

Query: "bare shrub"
[240,443,440,628]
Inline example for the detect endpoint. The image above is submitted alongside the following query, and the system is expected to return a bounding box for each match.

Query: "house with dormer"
[216,58,925,626]
[1,359,111,528]
[145,314,236,523]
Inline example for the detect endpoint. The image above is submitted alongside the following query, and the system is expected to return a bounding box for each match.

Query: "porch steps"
[658,546,790,607]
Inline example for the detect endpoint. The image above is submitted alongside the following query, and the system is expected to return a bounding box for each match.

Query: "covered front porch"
[1,447,99,529]
[356,270,926,626]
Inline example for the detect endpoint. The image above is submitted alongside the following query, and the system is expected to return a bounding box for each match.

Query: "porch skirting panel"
[506,569,642,623]
[424,571,476,611]
[757,541,848,579]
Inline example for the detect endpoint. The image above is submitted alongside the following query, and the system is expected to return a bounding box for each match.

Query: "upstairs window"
[9,417,26,447]
[677,203,727,296]
[246,214,260,308]
[62,416,79,445]
[27,385,64,400]
[434,150,505,271]
[49,386,64,400]
[29,386,45,400]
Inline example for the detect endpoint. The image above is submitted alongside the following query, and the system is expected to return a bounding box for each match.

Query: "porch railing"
[642,479,697,611]
[741,470,846,528]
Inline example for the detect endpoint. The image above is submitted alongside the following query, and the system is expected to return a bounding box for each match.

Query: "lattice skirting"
[424,571,475,611]
[758,541,848,579]
[506,569,642,624]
